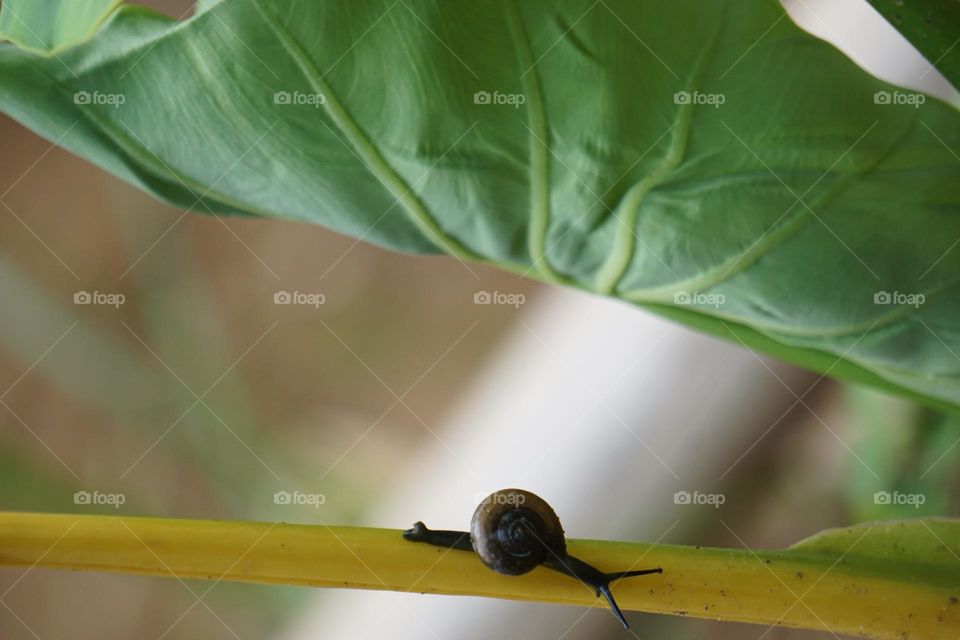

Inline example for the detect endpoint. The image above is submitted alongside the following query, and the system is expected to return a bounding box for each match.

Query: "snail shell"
[470,488,566,576]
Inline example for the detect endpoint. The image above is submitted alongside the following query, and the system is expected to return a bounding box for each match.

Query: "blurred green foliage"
[845,386,960,520]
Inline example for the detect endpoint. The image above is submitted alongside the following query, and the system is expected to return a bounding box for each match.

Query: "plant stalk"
[0,512,955,638]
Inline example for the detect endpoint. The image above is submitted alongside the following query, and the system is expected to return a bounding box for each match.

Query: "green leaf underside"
[2,1,960,409]
[0,0,122,53]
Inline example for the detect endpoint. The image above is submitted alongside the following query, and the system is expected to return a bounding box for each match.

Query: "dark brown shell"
[470,488,566,576]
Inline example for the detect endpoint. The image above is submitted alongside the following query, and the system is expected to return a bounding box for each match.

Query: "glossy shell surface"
[470,488,566,576]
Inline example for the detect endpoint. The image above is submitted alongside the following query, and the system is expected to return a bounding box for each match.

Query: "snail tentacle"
[598,584,630,629]
[606,567,664,581]
[542,554,663,629]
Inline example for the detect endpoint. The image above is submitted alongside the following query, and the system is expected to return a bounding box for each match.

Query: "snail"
[403,488,662,629]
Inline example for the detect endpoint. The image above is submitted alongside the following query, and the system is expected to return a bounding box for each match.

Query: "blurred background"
[0,0,958,638]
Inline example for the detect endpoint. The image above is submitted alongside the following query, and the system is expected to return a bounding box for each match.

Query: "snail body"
[403,488,662,629]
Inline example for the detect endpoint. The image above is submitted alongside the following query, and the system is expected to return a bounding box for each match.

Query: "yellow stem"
[0,512,954,638]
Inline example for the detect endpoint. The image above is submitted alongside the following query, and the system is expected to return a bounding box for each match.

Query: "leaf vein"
[254,0,482,262]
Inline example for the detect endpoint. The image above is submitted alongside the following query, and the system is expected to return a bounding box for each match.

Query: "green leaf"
[194,0,225,15]
[0,0,122,53]
[2,0,960,409]
[867,0,960,91]
[791,518,960,585]
[843,386,960,520]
